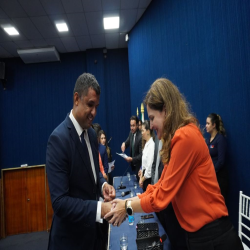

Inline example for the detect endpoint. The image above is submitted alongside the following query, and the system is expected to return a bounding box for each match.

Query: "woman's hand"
[104,199,127,227]
[139,177,143,188]
[138,170,142,177]
[103,173,108,181]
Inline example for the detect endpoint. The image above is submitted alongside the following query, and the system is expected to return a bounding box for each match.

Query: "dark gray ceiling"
[0,0,152,58]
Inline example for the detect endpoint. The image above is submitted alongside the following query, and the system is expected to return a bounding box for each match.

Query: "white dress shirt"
[142,137,155,179]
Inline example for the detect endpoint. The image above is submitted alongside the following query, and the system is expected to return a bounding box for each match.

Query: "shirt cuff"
[96,201,103,223]
[101,182,107,194]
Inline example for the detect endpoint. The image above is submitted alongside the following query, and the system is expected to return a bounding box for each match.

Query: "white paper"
[116,152,128,159]
[108,160,115,173]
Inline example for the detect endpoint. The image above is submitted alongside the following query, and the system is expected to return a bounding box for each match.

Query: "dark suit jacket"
[46,114,106,250]
[98,143,109,174]
[124,129,142,173]
[151,136,164,184]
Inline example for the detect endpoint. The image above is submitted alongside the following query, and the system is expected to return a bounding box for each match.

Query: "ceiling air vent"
[17,47,60,64]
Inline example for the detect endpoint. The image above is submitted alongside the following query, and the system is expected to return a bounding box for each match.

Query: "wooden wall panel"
[0,178,2,239]
[26,167,46,232]
[46,175,53,231]
[1,165,47,237]
[4,169,27,235]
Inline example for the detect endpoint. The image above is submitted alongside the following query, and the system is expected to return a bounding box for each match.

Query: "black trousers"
[159,203,188,250]
[185,217,243,250]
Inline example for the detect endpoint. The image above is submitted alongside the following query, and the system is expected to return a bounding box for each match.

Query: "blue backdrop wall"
[0,49,131,178]
[128,0,250,229]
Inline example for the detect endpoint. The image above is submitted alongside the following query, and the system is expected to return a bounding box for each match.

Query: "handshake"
[101,183,131,227]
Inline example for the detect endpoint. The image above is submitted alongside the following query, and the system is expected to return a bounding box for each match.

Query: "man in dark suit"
[46,73,115,250]
[151,135,164,185]
[121,116,142,179]
[151,136,187,250]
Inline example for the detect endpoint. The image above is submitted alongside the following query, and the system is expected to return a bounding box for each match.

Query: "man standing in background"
[121,116,142,179]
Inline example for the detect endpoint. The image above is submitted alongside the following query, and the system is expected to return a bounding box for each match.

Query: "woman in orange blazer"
[105,78,243,250]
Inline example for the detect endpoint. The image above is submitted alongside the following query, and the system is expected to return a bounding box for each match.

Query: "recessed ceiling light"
[103,17,119,30]
[56,22,68,32]
[4,27,19,36]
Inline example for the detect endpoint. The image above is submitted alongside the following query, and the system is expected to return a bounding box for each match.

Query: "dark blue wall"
[128,0,250,228]
[0,49,131,178]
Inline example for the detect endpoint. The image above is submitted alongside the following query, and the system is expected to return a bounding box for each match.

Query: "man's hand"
[125,156,132,163]
[103,183,116,202]
[101,202,112,219]
[121,142,125,152]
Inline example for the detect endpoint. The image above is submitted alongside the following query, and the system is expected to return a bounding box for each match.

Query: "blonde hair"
[144,78,199,164]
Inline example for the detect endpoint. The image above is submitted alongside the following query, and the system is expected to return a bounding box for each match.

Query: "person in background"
[106,78,243,250]
[138,120,155,191]
[138,119,142,131]
[93,123,109,176]
[121,116,142,180]
[98,130,115,184]
[46,73,115,250]
[99,130,112,163]
[206,113,228,200]
[99,154,108,181]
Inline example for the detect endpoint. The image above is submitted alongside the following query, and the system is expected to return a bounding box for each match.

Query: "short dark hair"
[73,73,101,98]
[130,115,139,125]
[92,123,102,137]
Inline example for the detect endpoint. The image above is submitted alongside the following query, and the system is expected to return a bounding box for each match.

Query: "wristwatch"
[126,200,133,216]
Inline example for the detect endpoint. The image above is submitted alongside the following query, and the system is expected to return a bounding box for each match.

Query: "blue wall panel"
[0,49,131,177]
[128,0,250,228]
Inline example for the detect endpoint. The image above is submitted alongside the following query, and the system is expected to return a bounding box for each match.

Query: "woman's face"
[147,105,166,139]
[141,124,147,140]
[100,134,106,145]
[206,117,215,134]
[138,121,142,130]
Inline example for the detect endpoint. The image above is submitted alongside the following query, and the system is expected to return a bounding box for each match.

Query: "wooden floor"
[0,231,49,250]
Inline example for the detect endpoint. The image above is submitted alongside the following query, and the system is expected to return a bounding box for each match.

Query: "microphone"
[108,137,112,144]
[121,190,131,197]
[117,164,130,189]
[147,234,167,249]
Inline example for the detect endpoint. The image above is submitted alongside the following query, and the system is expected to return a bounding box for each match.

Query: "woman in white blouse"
[139,120,155,191]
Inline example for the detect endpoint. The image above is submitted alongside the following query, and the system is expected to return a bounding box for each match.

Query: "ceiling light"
[56,22,68,32]
[125,34,129,42]
[104,17,119,30]
[4,27,19,36]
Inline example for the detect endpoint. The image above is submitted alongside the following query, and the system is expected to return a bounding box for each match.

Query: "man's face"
[130,119,138,134]
[74,88,100,129]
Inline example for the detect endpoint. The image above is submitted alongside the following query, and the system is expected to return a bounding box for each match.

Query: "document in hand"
[116,152,128,159]
[108,160,115,173]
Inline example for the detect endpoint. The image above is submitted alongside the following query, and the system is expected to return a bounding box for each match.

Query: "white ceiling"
[0,0,152,58]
